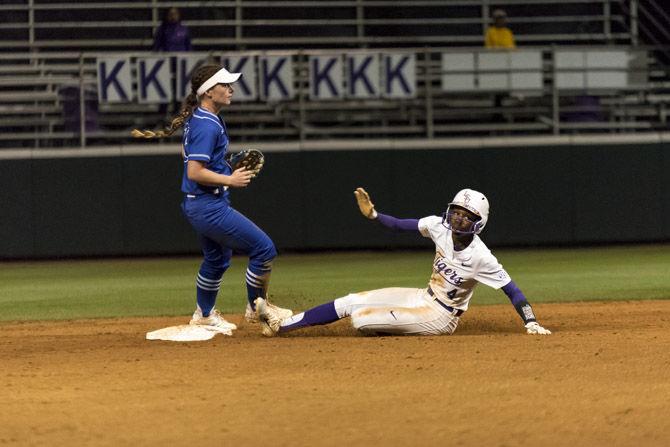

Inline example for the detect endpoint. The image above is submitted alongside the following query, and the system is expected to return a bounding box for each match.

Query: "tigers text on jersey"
[417,215,511,311]
[181,107,232,196]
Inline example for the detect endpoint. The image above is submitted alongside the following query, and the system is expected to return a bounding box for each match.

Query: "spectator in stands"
[484,9,516,124]
[152,7,192,52]
[485,9,516,49]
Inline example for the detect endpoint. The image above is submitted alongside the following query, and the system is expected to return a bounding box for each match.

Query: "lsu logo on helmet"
[445,189,490,234]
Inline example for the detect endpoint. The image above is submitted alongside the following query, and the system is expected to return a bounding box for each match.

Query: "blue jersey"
[181,107,232,196]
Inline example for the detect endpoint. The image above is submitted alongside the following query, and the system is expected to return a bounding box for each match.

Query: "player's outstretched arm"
[353,187,420,232]
[501,281,551,335]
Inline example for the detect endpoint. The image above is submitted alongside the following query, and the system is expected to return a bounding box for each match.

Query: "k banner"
[97,53,416,104]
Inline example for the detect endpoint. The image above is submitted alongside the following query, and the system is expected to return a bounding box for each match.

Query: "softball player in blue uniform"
[133,64,291,335]
[256,187,551,337]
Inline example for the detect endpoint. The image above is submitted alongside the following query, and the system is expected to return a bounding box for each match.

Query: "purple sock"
[279,301,339,333]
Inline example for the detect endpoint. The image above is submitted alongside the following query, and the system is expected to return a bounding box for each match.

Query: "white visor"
[196,68,242,96]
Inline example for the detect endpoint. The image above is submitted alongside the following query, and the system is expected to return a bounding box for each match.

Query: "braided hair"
[131,64,222,139]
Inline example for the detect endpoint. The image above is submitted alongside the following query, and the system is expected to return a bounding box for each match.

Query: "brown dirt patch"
[1,301,669,447]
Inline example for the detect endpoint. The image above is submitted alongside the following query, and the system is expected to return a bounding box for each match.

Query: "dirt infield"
[2,300,669,447]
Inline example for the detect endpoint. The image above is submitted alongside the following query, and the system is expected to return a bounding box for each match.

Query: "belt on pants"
[186,187,225,199]
[427,287,464,316]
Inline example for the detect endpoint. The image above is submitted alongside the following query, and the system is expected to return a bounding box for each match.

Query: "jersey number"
[447,289,457,299]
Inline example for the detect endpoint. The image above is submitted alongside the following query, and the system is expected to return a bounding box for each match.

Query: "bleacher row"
[0,0,669,149]
[1,0,636,51]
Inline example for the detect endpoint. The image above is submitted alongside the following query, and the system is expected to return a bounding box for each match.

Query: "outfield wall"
[1,136,668,258]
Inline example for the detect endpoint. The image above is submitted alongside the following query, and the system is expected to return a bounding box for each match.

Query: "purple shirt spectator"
[153,7,192,52]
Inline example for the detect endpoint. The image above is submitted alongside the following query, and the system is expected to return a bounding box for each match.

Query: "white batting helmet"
[445,188,490,234]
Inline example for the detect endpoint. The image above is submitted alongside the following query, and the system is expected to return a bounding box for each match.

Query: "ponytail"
[131,93,198,139]
[131,63,222,139]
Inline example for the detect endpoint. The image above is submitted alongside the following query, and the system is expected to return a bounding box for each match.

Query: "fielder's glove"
[525,321,552,335]
[354,187,378,219]
[225,149,265,178]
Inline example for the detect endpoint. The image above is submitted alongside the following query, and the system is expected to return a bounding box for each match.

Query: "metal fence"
[0,0,636,51]
[0,44,669,149]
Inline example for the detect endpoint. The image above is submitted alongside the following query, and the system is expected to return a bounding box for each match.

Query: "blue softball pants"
[181,193,277,309]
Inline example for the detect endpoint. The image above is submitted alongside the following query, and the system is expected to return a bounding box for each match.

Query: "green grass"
[0,244,668,321]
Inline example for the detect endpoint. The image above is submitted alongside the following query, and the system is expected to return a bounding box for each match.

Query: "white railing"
[1,45,668,149]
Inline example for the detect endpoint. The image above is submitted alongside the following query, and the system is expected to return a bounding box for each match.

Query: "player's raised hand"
[354,187,378,219]
[227,167,253,188]
[525,321,552,335]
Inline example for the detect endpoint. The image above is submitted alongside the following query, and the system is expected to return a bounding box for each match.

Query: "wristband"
[514,300,536,324]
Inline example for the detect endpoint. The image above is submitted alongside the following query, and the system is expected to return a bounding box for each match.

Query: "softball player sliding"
[256,187,551,337]
[133,64,291,335]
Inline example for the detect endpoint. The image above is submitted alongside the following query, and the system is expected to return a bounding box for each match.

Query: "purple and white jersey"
[418,215,511,311]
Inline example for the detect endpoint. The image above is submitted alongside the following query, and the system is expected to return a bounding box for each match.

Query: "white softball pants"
[333,287,460,336]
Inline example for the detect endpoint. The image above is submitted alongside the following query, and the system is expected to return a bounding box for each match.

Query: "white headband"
[196,67,242,96]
